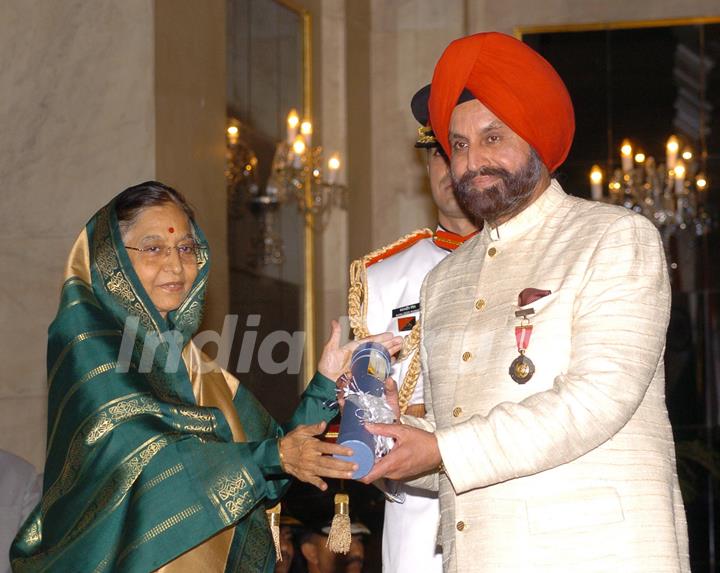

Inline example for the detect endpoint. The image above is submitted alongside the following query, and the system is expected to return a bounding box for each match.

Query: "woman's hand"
[278,421,358,490]
[318,320,403,382]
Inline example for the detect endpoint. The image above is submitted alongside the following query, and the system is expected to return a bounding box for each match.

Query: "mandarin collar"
[482,179,566,242]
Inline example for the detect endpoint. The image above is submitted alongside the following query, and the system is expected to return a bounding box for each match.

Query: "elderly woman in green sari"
[11,181,402,573]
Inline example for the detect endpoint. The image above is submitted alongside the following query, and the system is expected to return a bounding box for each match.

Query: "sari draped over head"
[10,195,337,572]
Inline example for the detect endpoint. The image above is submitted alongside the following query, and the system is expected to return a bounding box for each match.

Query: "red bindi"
[168,227,175,233]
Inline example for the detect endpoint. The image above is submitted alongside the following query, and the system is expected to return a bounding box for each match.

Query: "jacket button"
[488,247,497,257]
[462,351,472,362]
[456,521,465,531]
[474,299,486,311]
[452,406,463,417]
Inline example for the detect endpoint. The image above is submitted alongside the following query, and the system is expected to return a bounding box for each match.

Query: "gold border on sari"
[149,344,254,571]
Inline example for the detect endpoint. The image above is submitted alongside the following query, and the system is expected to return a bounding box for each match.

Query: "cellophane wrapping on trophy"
[334,342,396,479]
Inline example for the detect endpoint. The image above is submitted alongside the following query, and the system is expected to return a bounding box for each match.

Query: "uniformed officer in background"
[347,84,478,573]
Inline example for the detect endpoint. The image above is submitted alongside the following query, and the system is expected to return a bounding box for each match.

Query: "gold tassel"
[325,493,351,554]
[267,503,282,562]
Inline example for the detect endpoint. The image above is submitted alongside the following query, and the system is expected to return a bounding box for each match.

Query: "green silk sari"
[10,197,336,572]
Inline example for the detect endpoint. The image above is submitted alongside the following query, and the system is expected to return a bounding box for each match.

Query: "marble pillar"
[347,0,467,262]
[313,0,351,345]
[0,0,155,470]
[0,0,227,469]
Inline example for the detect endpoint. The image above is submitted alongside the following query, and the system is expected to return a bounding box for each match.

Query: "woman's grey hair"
[115,181,196,238]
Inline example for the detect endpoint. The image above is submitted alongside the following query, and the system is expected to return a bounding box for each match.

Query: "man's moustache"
[456,166,511,187]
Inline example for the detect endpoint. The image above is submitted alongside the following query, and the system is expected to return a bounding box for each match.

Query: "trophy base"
[335,439,374,479]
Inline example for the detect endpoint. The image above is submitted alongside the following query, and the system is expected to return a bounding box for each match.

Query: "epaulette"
[364,228,433,267]
[347,229,432,414]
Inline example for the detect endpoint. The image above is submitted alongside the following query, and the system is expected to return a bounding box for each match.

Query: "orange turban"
[428,32,575,172]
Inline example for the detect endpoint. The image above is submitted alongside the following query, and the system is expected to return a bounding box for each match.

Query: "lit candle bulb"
[287,109,300,144]
[300,120,313,147]
[634,152,645,164]
[226,125,239,146]
[681,149,693,161]
[292,135,306,168]
[666,135,679,170]
[620,139,633,173]
[673,161,686,194]
[696,174,707,191]
[327,153,341,185]
[589,165,603,201]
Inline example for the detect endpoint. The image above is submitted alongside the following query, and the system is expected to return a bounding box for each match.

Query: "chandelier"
[589,135,712,238]
[225,110,347,267]
[266,109,347,221]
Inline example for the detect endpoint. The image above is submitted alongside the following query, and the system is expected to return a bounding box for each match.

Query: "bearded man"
[363,32,690,573]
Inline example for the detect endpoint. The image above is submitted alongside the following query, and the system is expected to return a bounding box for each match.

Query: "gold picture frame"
[515,15,720,38]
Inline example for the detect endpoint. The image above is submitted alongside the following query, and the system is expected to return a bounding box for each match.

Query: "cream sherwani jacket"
[405,181,690,573]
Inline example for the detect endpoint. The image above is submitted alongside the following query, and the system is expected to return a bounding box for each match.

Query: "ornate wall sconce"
[589,135,713,239]
[225,112,347,267]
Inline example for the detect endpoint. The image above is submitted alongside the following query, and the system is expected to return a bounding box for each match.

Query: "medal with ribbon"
[509,308,536,384]
[508,288,551,384]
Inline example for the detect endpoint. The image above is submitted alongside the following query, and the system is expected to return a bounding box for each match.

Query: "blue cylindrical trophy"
[334,342,392,479]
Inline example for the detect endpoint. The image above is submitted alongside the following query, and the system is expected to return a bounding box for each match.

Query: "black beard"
[451,150,543,227]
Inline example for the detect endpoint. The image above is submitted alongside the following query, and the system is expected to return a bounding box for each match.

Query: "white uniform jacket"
[365,232,448,573]
[406,181,690,573]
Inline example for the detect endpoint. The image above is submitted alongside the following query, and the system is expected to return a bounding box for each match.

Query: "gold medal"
[509,353,535,384]
[511,309,535,384]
